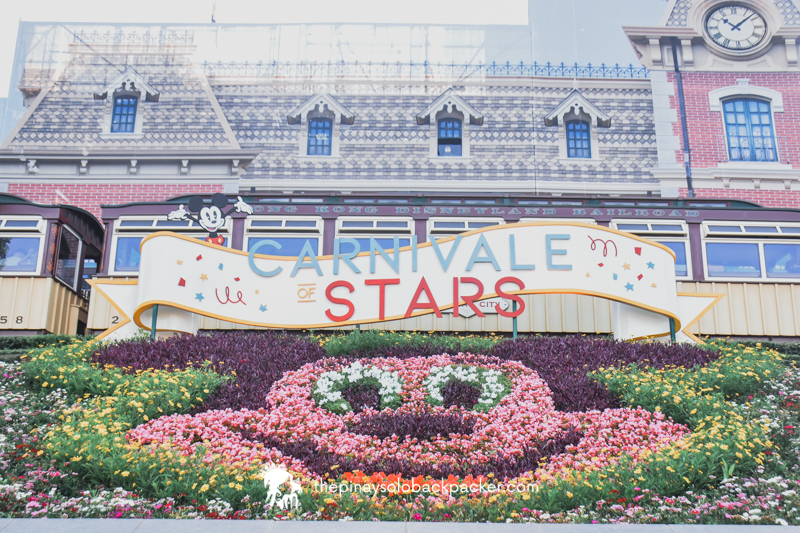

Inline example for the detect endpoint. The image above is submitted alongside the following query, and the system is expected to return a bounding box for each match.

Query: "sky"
[0,0,668,99]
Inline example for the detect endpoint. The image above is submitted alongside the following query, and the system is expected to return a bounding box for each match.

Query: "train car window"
[610,220,691,279]
[519,218,597,225]
[765,244,800,278]
[55,226,82,290]
[0,217,44,275]
[745,226,779,233]
[111,216,231,274]
[336,217,413,252]
[427,217,504,238]
[706,242,762,278]
[782,227,800,234]
[246,216,322,257]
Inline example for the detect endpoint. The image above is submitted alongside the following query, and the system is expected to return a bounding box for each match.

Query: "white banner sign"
[90,222,723,343]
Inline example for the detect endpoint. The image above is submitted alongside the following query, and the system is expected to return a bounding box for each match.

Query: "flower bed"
[1,333,797,524]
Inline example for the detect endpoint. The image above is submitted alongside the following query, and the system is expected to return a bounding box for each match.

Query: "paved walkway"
[0,520,794,532]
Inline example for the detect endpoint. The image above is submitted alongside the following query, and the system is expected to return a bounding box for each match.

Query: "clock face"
[706,4,767,50]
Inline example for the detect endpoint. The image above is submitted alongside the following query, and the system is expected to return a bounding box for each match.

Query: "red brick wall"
[679,187,800,208]
[669,72,800,169]
[7,184,225,220]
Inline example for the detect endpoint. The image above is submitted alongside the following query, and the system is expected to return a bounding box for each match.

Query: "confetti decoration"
[623,263,631,270]
[255,289,260,295]
[219,263,224,270]
[176,260,183,265]
[195,293,205,302]
[625,283,634,291]
[586,273,590,277]
[646,262,655,269]
[196,255,203,261]
[634,247,642,256]
[178,278,186,287]
[651,283,658,288]
[200,274,208,281]
[637,274,643,280]
[234,277,240,282]
[598,262,604,267]
[613,273,618,280]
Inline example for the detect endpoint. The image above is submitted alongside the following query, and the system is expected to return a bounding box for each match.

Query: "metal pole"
[512,300,518,340]
[671,37,694,198]
[669,317,676,344]
[356,324,361,331]
[150,305,158,340]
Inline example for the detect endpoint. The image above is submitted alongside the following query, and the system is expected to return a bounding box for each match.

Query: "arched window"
[111,95,138,133]
[723,99,776,162]
[437,118,462,157]
[307,118,333,156]
[566,120,591,158]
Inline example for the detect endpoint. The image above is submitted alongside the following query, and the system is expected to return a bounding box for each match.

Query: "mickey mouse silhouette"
[167,193,254,245]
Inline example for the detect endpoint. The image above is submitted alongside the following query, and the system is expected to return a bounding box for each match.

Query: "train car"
[87,193,800,340]
[0,193,104,335]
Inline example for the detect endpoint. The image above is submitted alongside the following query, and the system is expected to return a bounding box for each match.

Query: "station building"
[2,0,800,338]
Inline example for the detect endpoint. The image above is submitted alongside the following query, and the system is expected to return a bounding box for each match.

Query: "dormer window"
[566,119,591,158]
[417,89,483,161]
[94,67,158,139]
[544,89,610,162]
[438,118,462,156]
[111,95,138,133]
[287,92,354,161]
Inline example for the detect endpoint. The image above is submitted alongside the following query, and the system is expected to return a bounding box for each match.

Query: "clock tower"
[625,0,800,206]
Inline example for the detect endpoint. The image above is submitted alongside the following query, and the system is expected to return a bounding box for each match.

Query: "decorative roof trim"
[287,92,354,125]
[543,89,611,128]
[93,66,159,102]
[708,79,784,112]
[416,88,484,125]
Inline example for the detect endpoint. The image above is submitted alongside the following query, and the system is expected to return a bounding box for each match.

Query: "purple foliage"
[255,427,582,479]
[341,384,381,414]
[349,411,477,442]
[92,331,326,412]
[488,336,718,412]
[440,379,481,409]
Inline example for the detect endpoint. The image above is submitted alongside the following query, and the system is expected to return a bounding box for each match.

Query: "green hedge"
[0,334,94,355]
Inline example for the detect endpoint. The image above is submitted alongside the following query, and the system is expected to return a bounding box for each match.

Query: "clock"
[705,4,767,51]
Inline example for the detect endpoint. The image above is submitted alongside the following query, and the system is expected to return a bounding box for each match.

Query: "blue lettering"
[466,234,501,271]
[509,234,534,270]
[546,234,572,271]
[248,240,283,277]
[290,240,323,276]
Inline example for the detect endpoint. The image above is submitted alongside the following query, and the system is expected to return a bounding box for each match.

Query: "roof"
[0,192,104,236]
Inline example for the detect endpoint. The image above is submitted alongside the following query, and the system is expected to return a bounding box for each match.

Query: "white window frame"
[55,224,83,290]
[101,90,145,139]
[519,217,597,225]
[611,219,692,280]
[245,216,323,256]
[109,216,232,276]
[431,109,470,161]
[427,217,504,238]
[0,216,45,277]
[709,80,784,166]
[336,217,414,249]
[701,221,800,282]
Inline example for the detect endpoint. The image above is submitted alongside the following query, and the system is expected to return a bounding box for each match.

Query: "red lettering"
[404,277,442,318]
[325,281,355,322]
[365,278,400,320]
[495,276,525,318]
[454,277,485,318]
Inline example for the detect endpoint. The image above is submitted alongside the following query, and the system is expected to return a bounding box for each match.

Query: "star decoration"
[195,293,205,302]
[646,262,655,269]
[624,283,634,291]
[200,274,208,281]
[259,304,267,312]
[622,263,631,270]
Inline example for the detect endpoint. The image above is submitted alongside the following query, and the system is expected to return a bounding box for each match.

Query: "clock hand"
[730,13,755,31]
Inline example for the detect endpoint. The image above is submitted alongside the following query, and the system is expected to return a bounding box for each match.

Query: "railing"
[202,60,650,80]
[715,134,790,164]
[72,30,195,45]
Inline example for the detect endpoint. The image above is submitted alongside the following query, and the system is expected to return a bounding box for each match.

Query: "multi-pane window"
[246,217,323,257]
[723,99,776,162]
[437,118,462,156]
[0,217,43,274]
[307,118,333,156]
[610,220,691,278]
[55,226,82,290]
[335,217,413,254]
[566,120,590,158]
[111,96,138,133]
[428,218,503,238]
[702,222,800,280]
